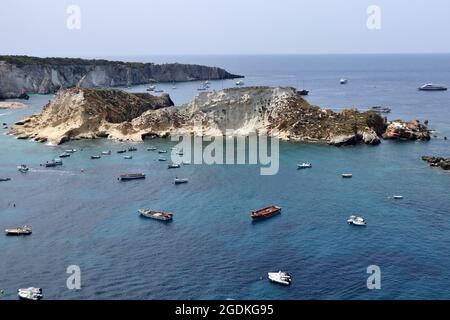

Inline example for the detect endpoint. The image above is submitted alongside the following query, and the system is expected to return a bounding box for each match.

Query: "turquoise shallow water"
[1,54,450,299]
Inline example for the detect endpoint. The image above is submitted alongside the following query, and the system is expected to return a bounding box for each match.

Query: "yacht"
[118,173,146,181]
[139,209,173,222]
[174,177,189,184]
[268,271,292,286]
[18,287,43,300]
[419,83,447,91]
[340,78,348,85]
[101,151,111,155]
[17,164,29,173]
[342,173,353,178]
[297,163,312,169]
[5,225,32,236]
[347,215,367,226]
[393,195,404,200]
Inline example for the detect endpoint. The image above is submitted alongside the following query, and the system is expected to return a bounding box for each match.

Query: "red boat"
[251,206,282,220]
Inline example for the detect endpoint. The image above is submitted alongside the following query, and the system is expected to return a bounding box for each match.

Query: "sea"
[1,54,450,300]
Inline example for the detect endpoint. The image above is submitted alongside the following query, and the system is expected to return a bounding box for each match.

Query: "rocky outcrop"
[422,156,450,171]
[9,88,174,144]
[0,101,28,109]
[10,86,391,146]
[0,56,242,99]
[383,120,431,141]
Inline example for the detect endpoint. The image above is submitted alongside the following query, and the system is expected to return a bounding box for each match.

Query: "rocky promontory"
[10,86,430,146]
[383,120,431,141]
[422,156,450,171]
[0,55,242,100]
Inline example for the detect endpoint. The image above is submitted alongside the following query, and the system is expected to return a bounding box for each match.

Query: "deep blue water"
[1,54,450,300]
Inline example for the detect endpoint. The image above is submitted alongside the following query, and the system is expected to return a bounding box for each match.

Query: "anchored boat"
[117,150,127,154]
[168,164,181,169]
[17,164,29,173]
[251,205,282,220]
[59,153,71,158]
[0,177,11,182]
[174,177,189,184]
[347,215,367,226]
[139,209,173,221]
[419,83,447,91]
[91,155,101,160]
[5,225,32,236]
[147,147,157,151]
[123,155,133,160]
[297,163,312,169]
[268,271,292,286]
[342,173,353,178]
[128,147,138,152]
[18,287,43,300]
[119,173,146,181]
[101,151,111,155]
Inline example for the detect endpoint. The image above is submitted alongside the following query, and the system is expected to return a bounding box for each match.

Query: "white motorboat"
[65,149,77,153]
[347,215,367,226]
[147,85,156,92]
[5,225,32,236]
[18,287,43,300]
[17,164,29,173]
[393,195,404,200]
[268,271,292,286]
[174,177,189,184]
[236,80,245,86]
[101,150,111,155]
[168,164,181,169]
[297,163,312,169]
[159,157,168,162]
[158,150,168,154]
[418,83,447,91]
[340,78,348,85]
[342,173,353,178]
[123,155,133,160]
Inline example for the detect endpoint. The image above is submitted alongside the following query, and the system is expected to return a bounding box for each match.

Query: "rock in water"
[422,156,450,171]
[383,120,430,141]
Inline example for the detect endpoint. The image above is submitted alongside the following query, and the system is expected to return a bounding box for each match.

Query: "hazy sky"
[1,0,449,57]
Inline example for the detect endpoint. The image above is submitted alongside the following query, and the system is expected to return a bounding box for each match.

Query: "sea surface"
[1,54,450,300]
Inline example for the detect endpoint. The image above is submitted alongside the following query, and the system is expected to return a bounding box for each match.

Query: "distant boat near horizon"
[419,83,447,91]
[340,78,348,84]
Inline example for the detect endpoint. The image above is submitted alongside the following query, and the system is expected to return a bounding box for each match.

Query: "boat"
[418,83,447,91]
[251,205,282,220]
[154,89,164,93]
[297,163,312,169]
[370,106,391,114]
[41,160,59,168]
[59,153,71,158]
[139,209,173,221]
[65,149,77,153]
[17,164,29,173]
[18,287,43,300]
[268,271,292,286]
[118,173,146,181]
[5,225,32,236]
[146,85,156,92]
[340,78,348,85]
[147,147,157,151]
[182,161,191,165]
[128,147,138,152]
[158,157,168,162]
[197,87,207,91]
[124,155,133,160]
[168,164,181,169]
[91,155,101,160]
[298,89,309,96]
[0,177,11,182]
[236,80,245,86]
[54,159,63,166]
[342,173,353,178]
[347,215,367,226]
[393,195,404,200]
[174,177,189,184]
[117,150,127,154]
[101,151,111,155]
[158,150,167,154]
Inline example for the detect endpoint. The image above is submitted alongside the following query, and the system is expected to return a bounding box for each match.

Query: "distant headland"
[0,55,243,100]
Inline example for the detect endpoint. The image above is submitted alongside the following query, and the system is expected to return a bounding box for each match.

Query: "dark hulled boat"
[119,173,146,181]
[251,206,282,220]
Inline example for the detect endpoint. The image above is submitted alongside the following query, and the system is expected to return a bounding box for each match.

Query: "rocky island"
[9,86,430,146]
[0,55,242,100]
[422,156,450,171]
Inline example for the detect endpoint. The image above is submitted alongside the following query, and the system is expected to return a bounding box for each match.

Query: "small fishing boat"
[128,147,138,152]
[174,177,189,184]
[158,157,168,162]
[18,287,43,300]
[342,173,353,178]
[117,150,127,154]
[268,271,292,286]
[65,149,77,153]
[118,173,146,181]
[340,78,348,85]
[251,206,282,220]
[168,164,181,169]
[139,209,173,221]
[393,195,404,200]
[91,155,101,160]
[298,89,309,96]
[236,80,245,86]
[370,106,391,114]
[347,215,367,226]
[158,150,167,154]
[297,163,312,169]
[5,225,32,236]
[0,177,11,182]
[101,151,111,155]
[59,153,70,158]
[17,164,29,173]
[147,147,157,151]
[418,83,447,91]
[123,155,133,160]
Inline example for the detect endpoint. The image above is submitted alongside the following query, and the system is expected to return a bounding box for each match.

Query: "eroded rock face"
[0,56,242,99]
[384,120,431,141]
[422,156,450,171]
[10,86,390,146]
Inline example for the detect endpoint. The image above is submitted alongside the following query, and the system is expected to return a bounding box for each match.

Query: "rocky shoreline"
[9,86,431,146]
[422,156,450,171]
[0,101,28,109]
[0,55,242,100]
